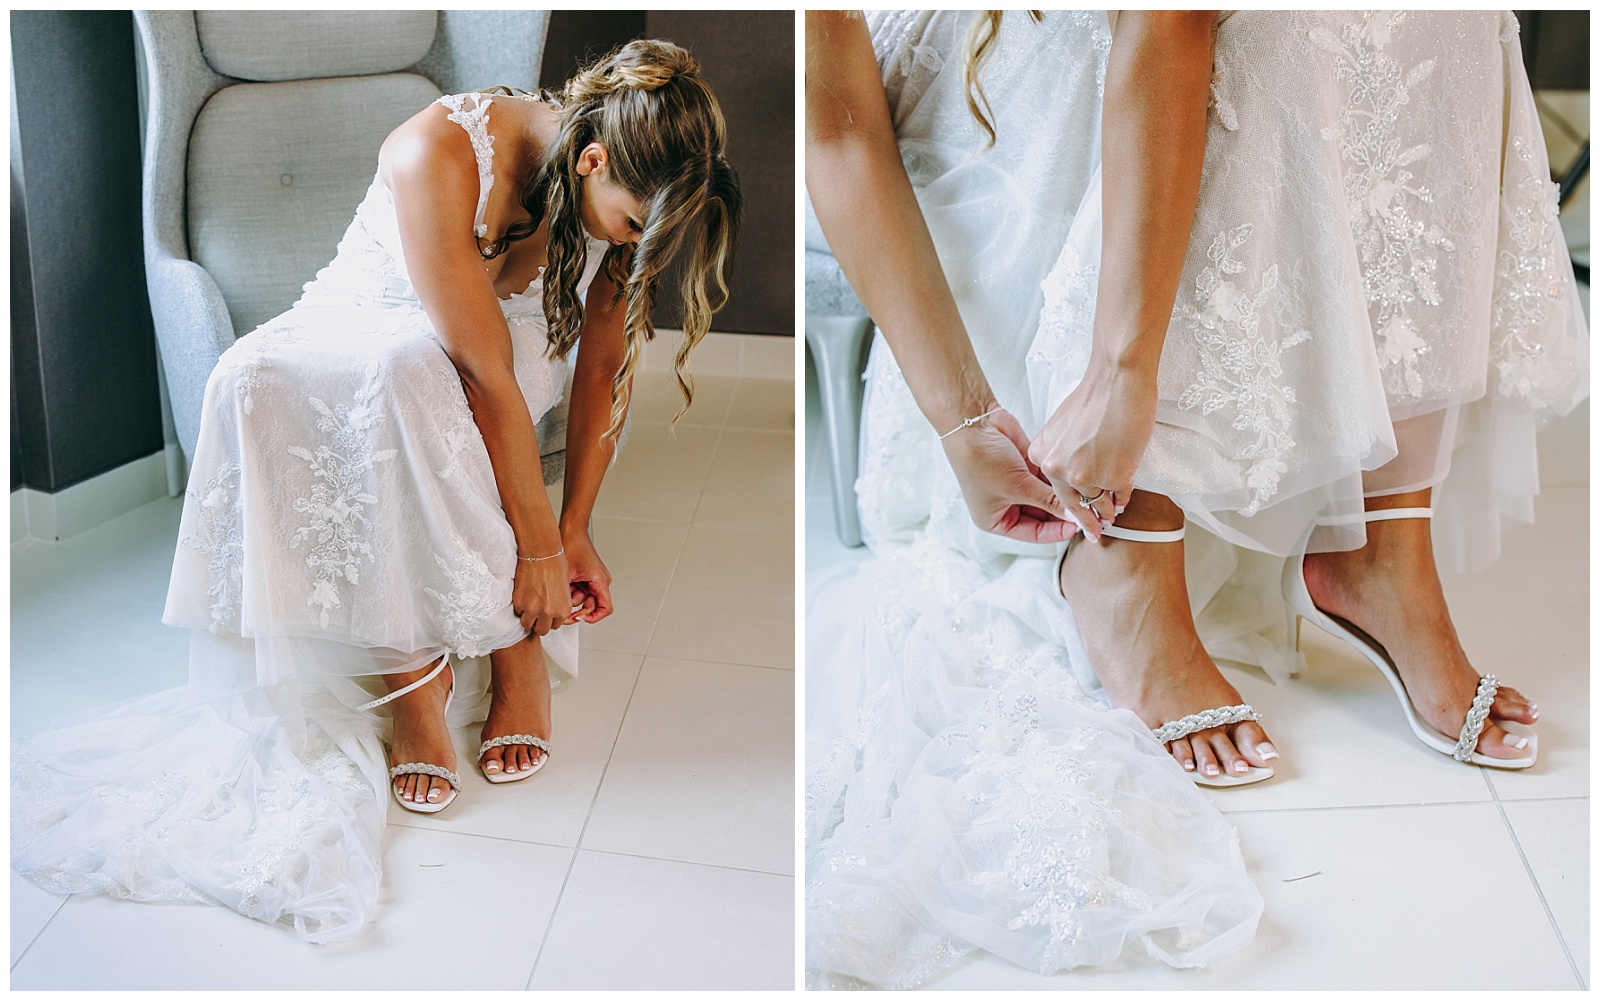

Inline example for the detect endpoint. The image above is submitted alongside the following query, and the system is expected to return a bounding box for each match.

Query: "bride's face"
[575,142,644,248]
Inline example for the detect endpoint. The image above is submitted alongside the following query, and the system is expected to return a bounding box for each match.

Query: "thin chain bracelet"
[937,407,1001,441]
[517,547,564,563]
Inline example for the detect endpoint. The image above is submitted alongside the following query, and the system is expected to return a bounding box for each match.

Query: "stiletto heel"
[1054,524,1274,788]
[359,657,462,813]
[1281,507,1535,769]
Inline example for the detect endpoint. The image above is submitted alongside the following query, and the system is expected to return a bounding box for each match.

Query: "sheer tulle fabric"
[807,11,1263,989]
[13,99,604,940]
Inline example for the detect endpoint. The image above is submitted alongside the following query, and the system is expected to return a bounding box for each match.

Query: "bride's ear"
[575,142,608,178]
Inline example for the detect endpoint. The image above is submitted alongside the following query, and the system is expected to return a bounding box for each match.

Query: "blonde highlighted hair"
[486,39,741,442]
[963,11,1043,148]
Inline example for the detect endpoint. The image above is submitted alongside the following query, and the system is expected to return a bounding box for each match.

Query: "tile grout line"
[10,896,71,974]
[524,655,649,989]
[1483,769,1587,989]
[1217,794,1588,817]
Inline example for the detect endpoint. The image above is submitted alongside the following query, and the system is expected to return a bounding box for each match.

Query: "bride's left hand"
[561,526,614,624]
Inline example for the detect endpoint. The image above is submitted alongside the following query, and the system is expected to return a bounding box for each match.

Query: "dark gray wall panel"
[11,10,163,493]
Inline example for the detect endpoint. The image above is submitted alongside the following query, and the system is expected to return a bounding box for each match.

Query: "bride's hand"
[561,526,614,625]
[1027,363,1158,542]
[512,551,572,636]
[942,408,1075,544]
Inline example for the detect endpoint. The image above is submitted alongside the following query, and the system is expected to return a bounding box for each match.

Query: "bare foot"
[479,635,554,778]
[1060,491,1278,779]
[1300,494,1537,759]
[386,658,458,806]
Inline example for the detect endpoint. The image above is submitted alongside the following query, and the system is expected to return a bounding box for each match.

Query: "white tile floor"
[10,369,796,990]
[804,351,1590,991]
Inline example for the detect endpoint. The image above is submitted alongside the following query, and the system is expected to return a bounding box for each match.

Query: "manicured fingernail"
[1256,743,1278,761]
[1232,760,1250,773]
[1115,504,1127,515]
[1182,759,1195,771]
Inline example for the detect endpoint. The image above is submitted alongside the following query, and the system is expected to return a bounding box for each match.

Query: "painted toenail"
[1232,760,1249,772]
[1256,743,1278,761]
[1506,735,1528,751]
[1181,760,1195,771]
[1204,764,1219,776]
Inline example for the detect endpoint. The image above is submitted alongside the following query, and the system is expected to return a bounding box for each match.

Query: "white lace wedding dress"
[807,9,1587,989]
[13,93,607,942]
[807,12,1263,989]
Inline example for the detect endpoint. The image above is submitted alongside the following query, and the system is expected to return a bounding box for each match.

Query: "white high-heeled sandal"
[1055,523,1274,788]
[359,657,462,813]
[1281,506,1536,770]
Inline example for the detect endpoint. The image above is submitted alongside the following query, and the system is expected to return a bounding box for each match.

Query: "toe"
[1477,722,1532,760]
[1491,686,1538,725]
[482,747,504,774]
[514,746,531,772]
[1208,729,1253,778]
[1167,738,1198,774]
[1231,721,1279,769]
[1191,737,1222,780]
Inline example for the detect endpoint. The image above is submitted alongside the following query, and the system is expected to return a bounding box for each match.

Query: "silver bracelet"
[937,407,1000,441]
[517,547,564,563]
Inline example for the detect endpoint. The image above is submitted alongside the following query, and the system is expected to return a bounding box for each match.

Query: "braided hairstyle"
[486,39,741,442]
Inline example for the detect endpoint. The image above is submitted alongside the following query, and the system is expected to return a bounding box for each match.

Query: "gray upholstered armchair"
[804,194,874,547]
[134,10,567,486]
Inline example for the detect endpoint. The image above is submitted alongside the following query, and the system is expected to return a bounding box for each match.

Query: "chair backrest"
[141,10,549,339]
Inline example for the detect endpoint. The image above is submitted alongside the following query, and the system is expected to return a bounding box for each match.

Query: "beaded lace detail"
[436,93,496,243]
[1451,676,1499,762]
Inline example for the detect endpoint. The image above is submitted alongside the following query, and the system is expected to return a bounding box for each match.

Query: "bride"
[13,40,740,941]
[806,8,1584,988]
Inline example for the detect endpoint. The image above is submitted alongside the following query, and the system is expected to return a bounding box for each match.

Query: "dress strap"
[436,93,496,242]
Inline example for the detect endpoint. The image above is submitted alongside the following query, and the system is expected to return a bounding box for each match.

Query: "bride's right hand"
[512,553,572,636]
[941,408,1075,544]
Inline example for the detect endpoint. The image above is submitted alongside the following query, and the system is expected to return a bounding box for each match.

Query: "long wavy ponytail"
[486,39,742,443]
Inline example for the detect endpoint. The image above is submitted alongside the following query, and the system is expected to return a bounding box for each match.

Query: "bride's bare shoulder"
[377,99,477,196]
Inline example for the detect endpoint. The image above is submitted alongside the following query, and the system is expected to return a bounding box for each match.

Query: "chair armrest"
[146,256,237,459]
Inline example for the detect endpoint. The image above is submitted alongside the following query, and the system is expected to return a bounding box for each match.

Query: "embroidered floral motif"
[1177,224,1311,515]
[1313,12,1454,399]
[423,537,504,653]
[1490,136,1570,407]
[286,362,397,628]
[182,462,244,630]
[1029,243,1098,379]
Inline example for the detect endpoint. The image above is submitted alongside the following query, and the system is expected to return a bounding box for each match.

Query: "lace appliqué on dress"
[286,362,398,628]
[182,462,245,631]
[436,93,496,242]
[1314,12,1454,401]
[1177,225,1311,515]
[424,537,505,656]
[1490,135,1573,408]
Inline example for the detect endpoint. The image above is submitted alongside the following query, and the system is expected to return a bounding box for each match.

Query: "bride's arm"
[1027,11,1216,537]
[381,116,571,636]
[805,11,1069,543]
[556,268,626,624]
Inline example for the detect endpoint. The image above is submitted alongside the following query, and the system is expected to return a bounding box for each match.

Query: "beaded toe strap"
[478,734,552,760]
[1452,675,1498,762]
[1151,704,1264,745]
[389,762,461,790]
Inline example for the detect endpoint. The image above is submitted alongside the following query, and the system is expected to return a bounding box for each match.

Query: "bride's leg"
[385,657,457,805]
[479,634,553,776]
[1302,488,1539,758]
[1060,489,1278,778]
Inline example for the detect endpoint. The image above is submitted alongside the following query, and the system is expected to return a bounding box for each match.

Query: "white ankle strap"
[358,657,448,712]
[1100,524,1186,543]
[1363,506,1432,523]
[1319,506,1433,527]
